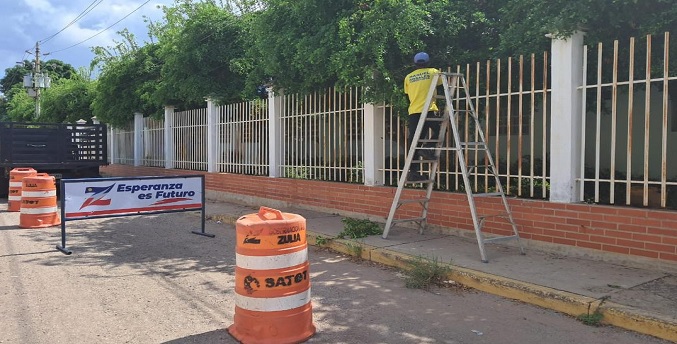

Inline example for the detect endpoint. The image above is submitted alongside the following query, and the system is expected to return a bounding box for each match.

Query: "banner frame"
[56,174,213,255]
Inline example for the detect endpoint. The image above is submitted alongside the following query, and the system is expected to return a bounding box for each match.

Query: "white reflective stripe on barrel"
[236,288,311,312]
[22,190,57,197]
[236,248,308,270]
[8,196,22,201]
[20,206,58,214]
[9,182,22,187]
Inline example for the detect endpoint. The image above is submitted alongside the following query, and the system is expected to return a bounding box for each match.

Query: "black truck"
[0,122,108,197]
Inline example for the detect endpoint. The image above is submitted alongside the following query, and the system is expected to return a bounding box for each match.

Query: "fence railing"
[108,32,676,210]
[112,126,134,165]
[579,32,677,208]
[142,117,165,167]
[217,99,269,176]
[280,87,364,182]
[383,53,551,199]
[173,108,208,171]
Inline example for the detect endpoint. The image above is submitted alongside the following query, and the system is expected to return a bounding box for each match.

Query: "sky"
[0,0,174,81]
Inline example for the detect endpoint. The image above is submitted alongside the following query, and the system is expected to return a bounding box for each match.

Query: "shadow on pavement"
[163,329,235,344]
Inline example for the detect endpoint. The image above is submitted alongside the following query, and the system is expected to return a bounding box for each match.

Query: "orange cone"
[19,173,61,228]
[228,207,315,344]
[8,167,37,212]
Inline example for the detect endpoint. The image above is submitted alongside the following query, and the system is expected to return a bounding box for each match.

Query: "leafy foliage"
[5,0,677,126]
[155,1,247,107]
[1,61,32,95]
[5,84,35,122]
[91,43,163,127]
[499,0,677,55]
[337,217,382,239]
[40,75,96,123]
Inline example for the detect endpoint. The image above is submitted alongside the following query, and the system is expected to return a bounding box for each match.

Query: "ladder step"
[405,178,434,184]
[399,198,430,205]
[472,192,503,197]
[484,235,520,243]
[479,213,510,220]
[418,139,443,143]
[460,142,486,147]
[392,217,427,224]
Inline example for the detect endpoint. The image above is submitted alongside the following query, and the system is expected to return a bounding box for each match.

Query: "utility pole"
[34,42,41,119]
[22,41,50,120]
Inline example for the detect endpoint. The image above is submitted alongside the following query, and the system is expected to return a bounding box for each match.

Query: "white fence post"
[363,103,385,186]
[109,127,117,164]
[133,112,143,167]
[549,31,585,203]
[164,106,175,169]
[207,99,218,173]
[268,88,283,177]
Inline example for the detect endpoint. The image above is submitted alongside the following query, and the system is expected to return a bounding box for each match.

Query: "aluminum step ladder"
[382,72,525,263]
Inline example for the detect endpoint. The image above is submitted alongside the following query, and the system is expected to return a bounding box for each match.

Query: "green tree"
[498,0,677,55]
[0,94,9,121]
[246,0,507,108]
[41,59,77,82]
[40,72,96,123]
[5,84,35,122]
[155,1,248,107]
[1,61,32,95]
[91,43,163,127]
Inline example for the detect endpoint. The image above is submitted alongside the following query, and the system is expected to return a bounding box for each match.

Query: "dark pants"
[407,112,441,173]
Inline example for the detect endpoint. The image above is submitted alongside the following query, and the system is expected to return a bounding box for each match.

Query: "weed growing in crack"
[404,255,451,290]
[577,296,609,326]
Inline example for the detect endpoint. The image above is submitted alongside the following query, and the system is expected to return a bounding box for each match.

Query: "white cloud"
[1,0,172,78]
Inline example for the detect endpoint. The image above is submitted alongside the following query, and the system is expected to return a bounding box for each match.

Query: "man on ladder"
[404,52,443,181]
[384,52,525,263]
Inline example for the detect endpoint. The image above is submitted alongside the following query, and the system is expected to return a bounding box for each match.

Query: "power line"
[40,0,106,44]
[44,0,151,56]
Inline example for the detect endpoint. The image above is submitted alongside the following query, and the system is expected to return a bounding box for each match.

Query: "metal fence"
[383,53,552,199]
[217,99,269,175]
[173,108,208,171]
[108,32,677,209]
[142,117,165,167]
[112,125,134,165]
[280,87,364,183]
[579,32,677,208]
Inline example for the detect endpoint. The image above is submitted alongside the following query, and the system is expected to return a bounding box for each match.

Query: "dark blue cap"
[414,52,429,65]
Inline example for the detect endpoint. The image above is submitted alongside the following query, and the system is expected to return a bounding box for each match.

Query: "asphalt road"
[0,209,670,344]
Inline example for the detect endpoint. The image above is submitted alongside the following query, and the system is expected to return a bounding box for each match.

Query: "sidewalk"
[205,200,677,343]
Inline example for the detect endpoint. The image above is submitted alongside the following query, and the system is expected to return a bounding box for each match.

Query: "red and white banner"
[63,176,203,220]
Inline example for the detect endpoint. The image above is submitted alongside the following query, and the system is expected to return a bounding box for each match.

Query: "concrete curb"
[306,231,677,342]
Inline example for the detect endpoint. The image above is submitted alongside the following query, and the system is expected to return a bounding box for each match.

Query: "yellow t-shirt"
[404,68,442,115]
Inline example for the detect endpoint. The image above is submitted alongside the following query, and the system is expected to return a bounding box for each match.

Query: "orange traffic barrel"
[228,206,315,344]
[8,167,37,212]
[19,173,61,228]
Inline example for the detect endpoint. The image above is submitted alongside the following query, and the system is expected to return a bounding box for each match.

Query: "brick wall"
[102,165,677,263]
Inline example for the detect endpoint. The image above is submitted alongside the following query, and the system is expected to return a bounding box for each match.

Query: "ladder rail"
[442,74,489,262]
[457,76,525,254]
[383,73,443,238]
[384,71,524,262]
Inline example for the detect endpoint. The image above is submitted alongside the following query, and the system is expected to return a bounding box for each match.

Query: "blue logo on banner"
[80,184,115,210]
